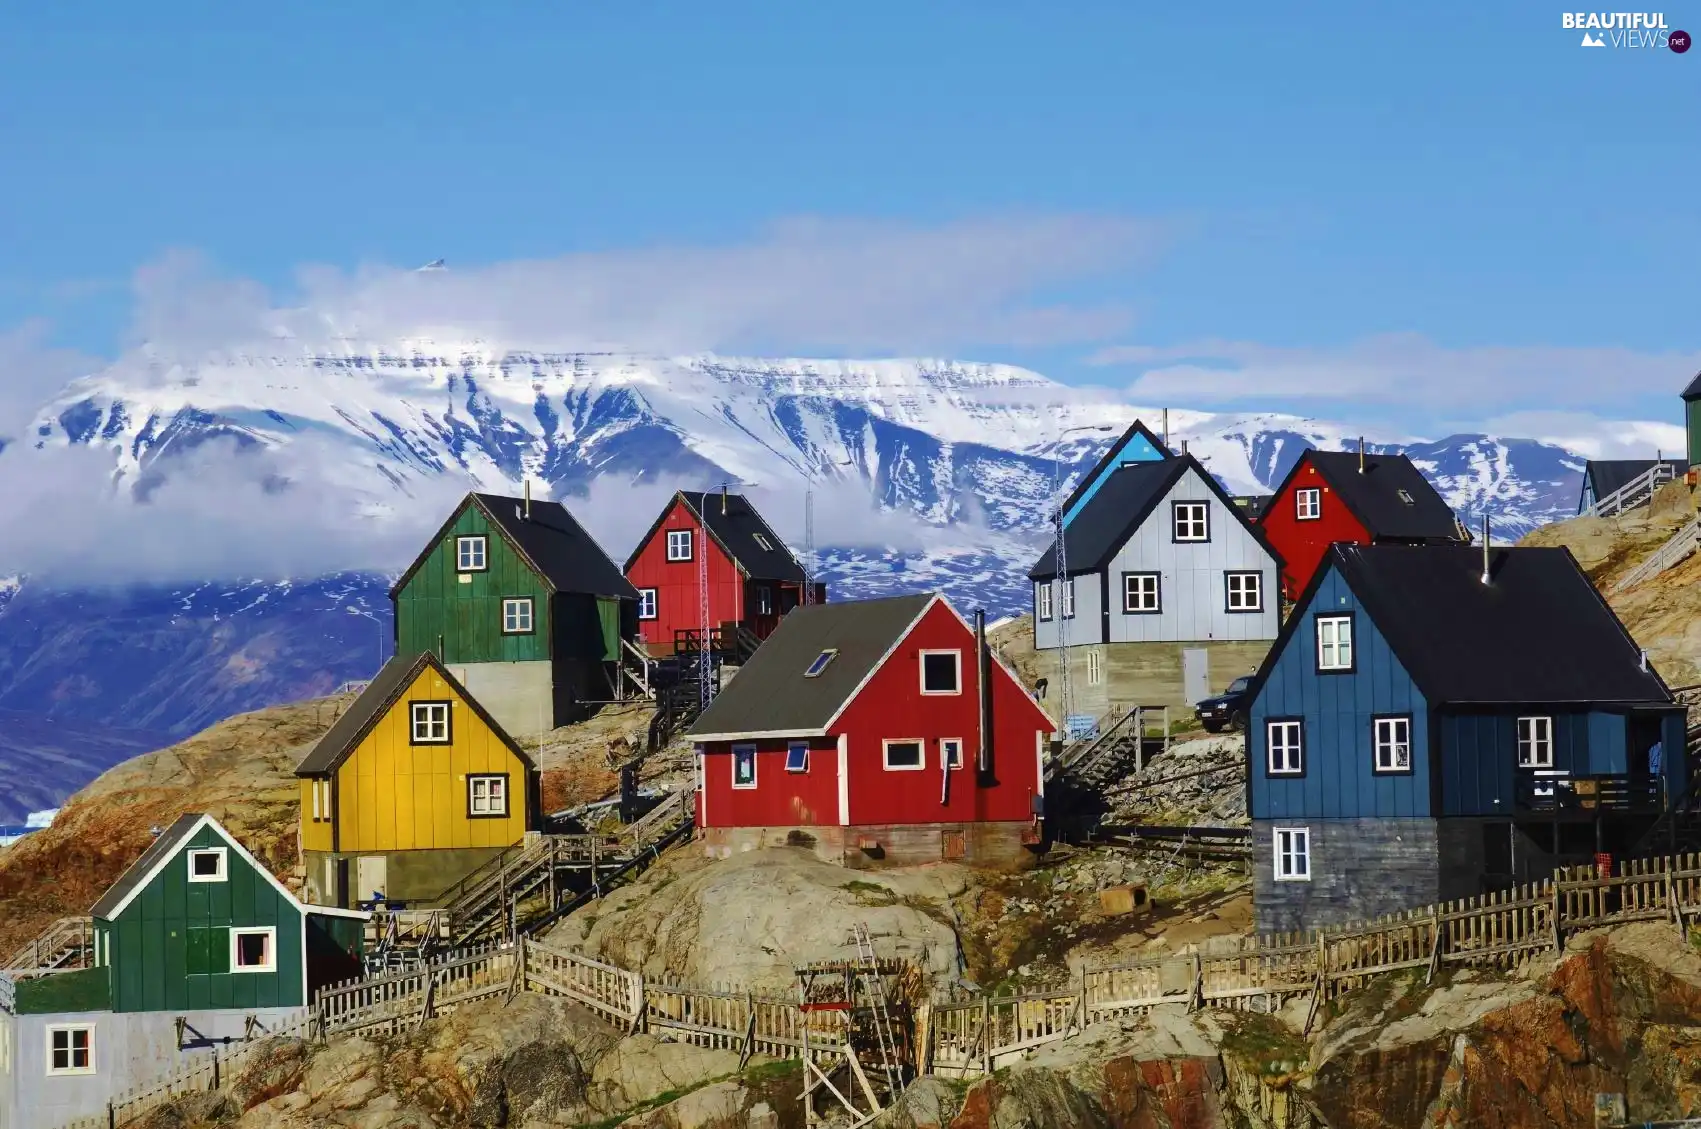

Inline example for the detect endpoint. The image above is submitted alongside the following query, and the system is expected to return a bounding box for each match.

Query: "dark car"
[1194,675,1253,733]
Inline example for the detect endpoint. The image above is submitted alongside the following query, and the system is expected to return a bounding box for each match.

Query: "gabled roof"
[625,491,806,583]
[1682,372,1701,401]
[1028,454,1281,580]
[390,492,638,600]
[1252,543,1674,707]
[295,651,537,776]
[90,813,367,922]
[1271,450,1464,541]
[1581,460,1688,510]
[1057,420,1172,524]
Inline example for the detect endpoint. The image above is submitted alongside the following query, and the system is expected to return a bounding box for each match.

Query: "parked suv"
[1194,675,1253,733]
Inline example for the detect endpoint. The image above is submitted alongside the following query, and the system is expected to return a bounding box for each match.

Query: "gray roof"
[90,813,203,919]
[687,593,936,737]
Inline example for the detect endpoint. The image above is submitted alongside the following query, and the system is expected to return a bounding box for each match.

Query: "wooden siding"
[697,736,842,828]
[102,823,305,1012]
[1251,817,1441,932]
[626,496,746,650]
[1031,574,1104,650]
[1689,398,1701,469]
[1061,430,1167,526]
[333,665,530,853]
[1250,566,1431,820]
[1258,454,1373,599]
[300,778,333,853]
[1102,466,1280,645]
[394,502,553,664]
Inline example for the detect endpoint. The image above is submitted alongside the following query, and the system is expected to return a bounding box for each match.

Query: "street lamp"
[346,605,385,674]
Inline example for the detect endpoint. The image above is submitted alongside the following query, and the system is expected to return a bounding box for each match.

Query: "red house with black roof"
[1259,449,1468,601]
[625,490,825,656]
[686,593,1055,869]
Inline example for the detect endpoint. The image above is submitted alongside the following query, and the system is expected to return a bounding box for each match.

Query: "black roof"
[1581,460,1688,510]
[1054,419,1172,520]
[295,652,535,776]
[90,813,204,919]
[1297,452,1464,541]
[391,493,638,601]
[627,491,806,582]
[687,593,936,737]
[1029,455,1279,580]
[1272,543,1673,706]
[1683,372,1701,400]
[1233,495,1273,520]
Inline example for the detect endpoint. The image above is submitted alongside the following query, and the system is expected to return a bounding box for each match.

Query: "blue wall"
[1249,567,1431,820]
[1062,429,1167,527]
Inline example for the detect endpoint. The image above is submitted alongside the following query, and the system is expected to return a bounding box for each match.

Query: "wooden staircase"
[3,916,94,979]
[1045,705,1173,790]
[1586,461,1680,518]
[1614,515,1701,593]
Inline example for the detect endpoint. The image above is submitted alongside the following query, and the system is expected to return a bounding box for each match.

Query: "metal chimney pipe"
[721,485,729,515]
[1358,437,1365,474]
[1162,409,1170,451]
[975,608,992,778]
[1641,648,1649,672]
[1480,515,1491,584]
[523,478,531,520]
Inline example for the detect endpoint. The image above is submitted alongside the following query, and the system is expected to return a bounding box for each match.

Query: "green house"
[89,813,367,1011]
[1685,372,1701,468]
[391,490,640,735]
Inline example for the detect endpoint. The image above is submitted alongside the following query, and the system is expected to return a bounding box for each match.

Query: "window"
[410,701,451,744]
[468,774,509,817]
[230,927,277,974]
[1296,488,1322,521]
[1172,501,1209,542]
[1267,720,1304,776]
[1316,616,1354,672]
[1085,647,1103,686]
[1060,579,1075,619]
[1374,716,1412,773]
[785,742,810,773]
[1122,572,1161,614]
[804,649,837,677]
[1273,827,1311,882]
[920,650,962,695]
[637,588,658,620]
[1518,716,1554,768]
[455,535,487,572]
[501,597,534,634]
[1396,489,1415,505]
[753,532,774,551]
[46,1026,94,1076]
[941,738,964,769]
[755,585,773,615]
[1037,584,1054,622]
[883,740,925,771]
[732,744,757,789]
[1225,571,1263,613]
[186,847,227,883]
[310,778,333,822]
[666,529,693,561]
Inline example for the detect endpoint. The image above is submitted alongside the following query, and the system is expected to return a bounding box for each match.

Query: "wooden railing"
[1615,515,1701,592]
[0,972,13,1014]
[1585,461,1678,518]
[3,915,94,976]
[1515,772,1664,814]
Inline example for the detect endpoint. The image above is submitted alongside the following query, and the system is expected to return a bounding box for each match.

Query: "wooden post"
[1188,951,1202,1012]
[1551,881,1564,953]
[803,1018,814,1128]
[981,996,992,1075]
[1425,909,1443,984]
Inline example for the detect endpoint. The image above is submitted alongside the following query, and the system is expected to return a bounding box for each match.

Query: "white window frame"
[501,597,534,634]
[1123,572,1161,614]
[1518,716,1554,768]
[1037,584,1054,622]
[1296,488,1321,521]
[1374,716,1412,773]
[1085,647,1103,686]
[665,529,694,562]
[410,701,451,744]
[785,742,810,773]
[731,744,758,789]
[1172,501,1209,542]
[882,739,926,772]
[1266,720,1303,776]
[310,778,333,822]
[637,588,658,620]
[919,649,963,696]
[1060,578,1075,619]
[468,774,509,816]
[1273,827,1311,882]
[1396,488,1415,505]
[1225,571,1263,612]
[185,847,228,884]
[45,1024,95,1076]
[455,535,487,572]
[1316,616,1354,671]
[752,532,774,551]
[941,737,964,769]
[229,926,278,975]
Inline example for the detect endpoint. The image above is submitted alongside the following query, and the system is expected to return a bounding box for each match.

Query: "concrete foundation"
[0,1007,304,1129]
[444,660,556,739]
[1041,640,1272,718]
[698,822,1038,871]
[302,846,510,909]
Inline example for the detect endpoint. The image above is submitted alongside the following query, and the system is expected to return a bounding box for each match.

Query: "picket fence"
[54,851,1701,1126]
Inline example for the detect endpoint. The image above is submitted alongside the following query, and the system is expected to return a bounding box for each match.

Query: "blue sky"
[0,2,1696,440]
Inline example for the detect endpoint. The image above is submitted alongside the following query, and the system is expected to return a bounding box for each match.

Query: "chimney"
[1181,439,1189,457]
[1162,408,1170,452]
[1358,437,1365,474]
[1640,648,1649,672]
[721,485,729,515]
[523,478,531,520]
[1480,515,1491,584]
[975,608,992,779]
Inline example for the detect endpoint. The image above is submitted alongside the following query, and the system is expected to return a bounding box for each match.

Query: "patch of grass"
[841,880,898,906]
[741,1058,803,1084]
[581,1059,804,1129]
[1220,1012,1310,1078]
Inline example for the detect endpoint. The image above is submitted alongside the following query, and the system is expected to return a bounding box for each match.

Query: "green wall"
[1688,398,1701,468]
[102,824,305,1012]
[395,502,554,664]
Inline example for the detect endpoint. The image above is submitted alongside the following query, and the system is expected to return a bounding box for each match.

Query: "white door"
[1183,648,1210,706]
[356,856,387,902]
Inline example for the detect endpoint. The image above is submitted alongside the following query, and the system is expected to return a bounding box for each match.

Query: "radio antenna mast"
[802,486,815,606]
[699,480,753,712]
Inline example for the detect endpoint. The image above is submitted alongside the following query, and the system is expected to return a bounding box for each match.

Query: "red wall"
[1259,456,1371,599]
[626,497,745,649]
[699,599,1053,829]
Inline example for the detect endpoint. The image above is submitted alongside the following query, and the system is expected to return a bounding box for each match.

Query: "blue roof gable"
[1061,421,1170,528]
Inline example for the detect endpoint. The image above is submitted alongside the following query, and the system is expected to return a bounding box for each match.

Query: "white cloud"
[1479,411,1686,461]
[0,322,100,441]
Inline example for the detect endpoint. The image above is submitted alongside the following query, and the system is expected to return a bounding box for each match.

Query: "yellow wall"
[322,667,530,853]
[300,778,334,852]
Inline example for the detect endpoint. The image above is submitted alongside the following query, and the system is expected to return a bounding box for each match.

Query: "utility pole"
[699,480,754,712]
[802,486,815,606]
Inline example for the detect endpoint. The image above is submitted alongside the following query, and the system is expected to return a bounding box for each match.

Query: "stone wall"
[1251,817,1439,933]
[698,821,1036,871]
[302,846,510,906]
[1049,640,1272,718]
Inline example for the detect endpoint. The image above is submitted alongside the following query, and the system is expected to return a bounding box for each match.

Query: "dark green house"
[391,489,640,734]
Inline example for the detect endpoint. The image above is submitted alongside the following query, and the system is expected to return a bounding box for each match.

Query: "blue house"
[1245,542,1685,933]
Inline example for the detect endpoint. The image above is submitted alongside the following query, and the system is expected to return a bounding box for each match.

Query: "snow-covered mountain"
[0,346,1587,752]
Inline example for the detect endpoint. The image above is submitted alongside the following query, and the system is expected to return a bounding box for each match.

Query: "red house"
[625,490,825,655]
[685,592,1055,869]
[1259,449,1469,600]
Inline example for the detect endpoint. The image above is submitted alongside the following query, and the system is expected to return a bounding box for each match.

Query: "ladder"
[851,923,904,1097]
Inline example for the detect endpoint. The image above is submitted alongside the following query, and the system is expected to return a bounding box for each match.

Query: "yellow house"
[296,651,539,908]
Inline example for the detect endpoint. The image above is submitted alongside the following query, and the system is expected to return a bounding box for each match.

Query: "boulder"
[590,1034,748,1111]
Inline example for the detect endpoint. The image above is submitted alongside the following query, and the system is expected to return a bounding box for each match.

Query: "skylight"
[753,533,773,551]
[804,649,837,677]
[1397,489,1415,505]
